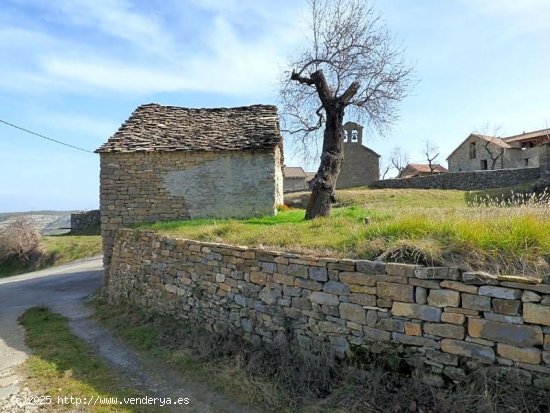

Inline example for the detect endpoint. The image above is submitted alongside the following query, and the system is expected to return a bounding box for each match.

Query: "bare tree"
[280,0,413,219]
[424,140,440,173]
[390,146,410,177]
[380,158,391,180]
[476,123,504,170]
[0,217,41,263]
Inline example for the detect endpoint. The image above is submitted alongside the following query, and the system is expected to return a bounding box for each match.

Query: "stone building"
[283,166,309,192]
[96,103,284,267]
[398,163,448,178]
[336,122,380,188]
[447,129,550,172]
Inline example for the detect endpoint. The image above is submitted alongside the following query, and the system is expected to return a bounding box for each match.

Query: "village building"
[96,103,284,267]
[283,166,309,192]
[398,163,448,178]
[336,122,380,188]
[447,129,550,172]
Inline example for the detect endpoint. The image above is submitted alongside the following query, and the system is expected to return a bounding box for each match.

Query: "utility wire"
[0,118,94,154]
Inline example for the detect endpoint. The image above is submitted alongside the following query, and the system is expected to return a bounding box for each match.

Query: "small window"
[480,159,488,170]
[351,130,358,142]
[469,142,476,159]
[530,142,535,148]
[343,130,348,142]
[524,158,529,166]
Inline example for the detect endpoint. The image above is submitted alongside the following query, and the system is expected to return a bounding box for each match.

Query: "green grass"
[19,307,164,412]
[0,235,102,278]
[42,235,102,265]
[140,188,550,276]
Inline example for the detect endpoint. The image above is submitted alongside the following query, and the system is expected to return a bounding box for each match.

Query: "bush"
[0,217,41,263]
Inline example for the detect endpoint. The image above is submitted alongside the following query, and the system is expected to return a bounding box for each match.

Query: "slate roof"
[283,166,307,179]
[96,103,282,153]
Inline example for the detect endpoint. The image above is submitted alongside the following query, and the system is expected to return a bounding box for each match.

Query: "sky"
[1,0,550,212]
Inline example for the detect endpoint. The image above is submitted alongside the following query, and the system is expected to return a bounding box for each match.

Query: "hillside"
[0,211,76,235]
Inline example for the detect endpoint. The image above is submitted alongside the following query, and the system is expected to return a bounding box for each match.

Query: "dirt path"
[0,258,259,413]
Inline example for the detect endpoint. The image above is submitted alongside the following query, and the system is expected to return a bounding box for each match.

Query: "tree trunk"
[305,108,345,220]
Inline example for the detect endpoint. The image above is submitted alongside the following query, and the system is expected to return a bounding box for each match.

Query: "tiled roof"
[283,166,307,178]
[405,163,448,174]
[96,103,282,153]
[503,128,550,143]
[305,172,316,182]
[472,134,512,149]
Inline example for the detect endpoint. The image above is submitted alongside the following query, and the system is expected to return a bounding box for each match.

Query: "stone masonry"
[107,228,550,387]
[70,210,100,232]
[99,150,283,269]
[337,122,380,188]
[372,167,541,190]
[96,104,284,272]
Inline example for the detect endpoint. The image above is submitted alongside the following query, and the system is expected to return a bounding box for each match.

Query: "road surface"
[0,256,257,412]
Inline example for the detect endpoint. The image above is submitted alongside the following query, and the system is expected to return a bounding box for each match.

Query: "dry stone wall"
[107,229,550,387]
[70,210,100,232]
[372,167,541,190]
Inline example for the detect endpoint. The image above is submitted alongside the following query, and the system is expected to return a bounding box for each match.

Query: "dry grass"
[140,188,550,277]
[95,301,550,413]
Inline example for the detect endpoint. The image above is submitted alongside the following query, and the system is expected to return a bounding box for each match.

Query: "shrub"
[0,217,41,263]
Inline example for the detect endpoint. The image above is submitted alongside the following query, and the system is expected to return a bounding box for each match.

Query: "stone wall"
[372,167,541,190]
[107,228,550,387]
[70,210,100,232]
[99,148,283,269]
[283,177,308,193]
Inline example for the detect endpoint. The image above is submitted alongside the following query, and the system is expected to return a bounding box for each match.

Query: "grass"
[18,307,164,412]
[94,300,550,413]
[139,188,550,276]
[0,234,102,278]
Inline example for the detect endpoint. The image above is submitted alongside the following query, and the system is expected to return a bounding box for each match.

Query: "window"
[524,158,529,166]
[351,129,358,142]
[343,130,348,142]
[480,159,488,170]
[469,142,476,159]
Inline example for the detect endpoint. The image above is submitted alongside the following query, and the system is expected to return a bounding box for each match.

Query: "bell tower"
[343,122,364,145]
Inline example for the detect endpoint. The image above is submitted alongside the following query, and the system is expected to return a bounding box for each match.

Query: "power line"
[0,118,94,154]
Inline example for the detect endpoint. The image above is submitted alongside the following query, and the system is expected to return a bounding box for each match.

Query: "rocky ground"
[0,212,73,235]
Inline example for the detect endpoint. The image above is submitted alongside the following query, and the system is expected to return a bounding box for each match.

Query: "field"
[140,188,550,278]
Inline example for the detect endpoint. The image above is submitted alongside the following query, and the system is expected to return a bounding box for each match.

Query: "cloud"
[0,1,306,98]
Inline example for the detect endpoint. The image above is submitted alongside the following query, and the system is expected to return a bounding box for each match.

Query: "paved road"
[0,257,257,413]
[0,256,103,373]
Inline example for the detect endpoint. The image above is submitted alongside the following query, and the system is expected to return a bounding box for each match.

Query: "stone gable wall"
[372,167,541,190]
[99,148,283,269]
[106,228,550,387]
[283,177,308,193]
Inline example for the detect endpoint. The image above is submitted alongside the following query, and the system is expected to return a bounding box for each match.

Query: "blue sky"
[1,0,550,212]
